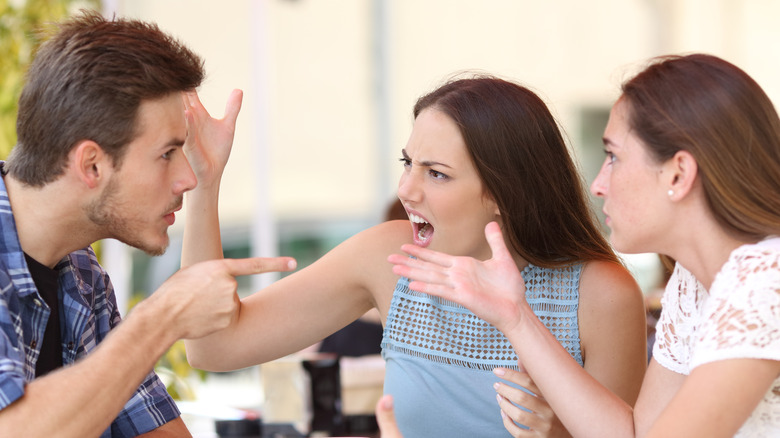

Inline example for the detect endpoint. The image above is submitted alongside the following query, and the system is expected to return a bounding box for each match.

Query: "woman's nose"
[590,159,609,198]
[397,171,421,203]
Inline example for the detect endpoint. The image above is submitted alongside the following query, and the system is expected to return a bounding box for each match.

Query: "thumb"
[376,395,403,438]
[221,256,296,277]
[484,221,512,262]
[224,89,243,125]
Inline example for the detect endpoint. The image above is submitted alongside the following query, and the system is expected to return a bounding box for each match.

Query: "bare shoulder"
[577,260,647,361]
[578,259,648,405]
[328,220,413,310]
[578,260,644,314]
[312,220,411,271]
[335,220,413,261]
[353,220,412,246]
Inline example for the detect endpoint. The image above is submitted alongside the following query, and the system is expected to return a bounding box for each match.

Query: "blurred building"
[96,0,780,308]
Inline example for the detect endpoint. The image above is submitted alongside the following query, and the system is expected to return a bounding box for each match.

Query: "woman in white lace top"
[388,54,780,437]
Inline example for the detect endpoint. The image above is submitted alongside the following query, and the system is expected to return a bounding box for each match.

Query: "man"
[0,11,294,437]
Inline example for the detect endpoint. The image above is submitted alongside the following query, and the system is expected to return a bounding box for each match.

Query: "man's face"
[87,93,196,255]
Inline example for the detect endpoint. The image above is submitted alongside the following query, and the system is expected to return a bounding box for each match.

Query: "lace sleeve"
[691,244,780,369]
[652,263,706,375]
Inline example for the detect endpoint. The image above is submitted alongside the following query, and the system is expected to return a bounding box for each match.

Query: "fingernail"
[493,367,505,376]
[493,382,500,390]
[496,394,502,404]
[500,409,507,419]
[288,260,297,270]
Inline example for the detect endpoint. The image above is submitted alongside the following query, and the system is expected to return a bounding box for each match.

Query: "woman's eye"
[429,169,448,180]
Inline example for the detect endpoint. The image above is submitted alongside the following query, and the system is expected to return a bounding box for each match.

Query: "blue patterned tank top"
[381,262,583,437]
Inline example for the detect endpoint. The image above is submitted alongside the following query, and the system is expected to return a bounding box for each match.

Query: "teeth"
[408,213,431,241]
[409,213,428,224]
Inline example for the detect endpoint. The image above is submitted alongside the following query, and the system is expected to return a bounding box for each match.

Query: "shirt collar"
[0,162,38,297]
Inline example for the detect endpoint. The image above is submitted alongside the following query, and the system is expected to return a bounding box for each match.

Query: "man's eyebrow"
[401,148,452,168]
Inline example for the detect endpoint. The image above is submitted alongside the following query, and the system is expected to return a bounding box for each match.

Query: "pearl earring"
[668,190,674,197]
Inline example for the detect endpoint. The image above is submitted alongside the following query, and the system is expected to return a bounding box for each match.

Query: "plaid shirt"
[0,167,180,437]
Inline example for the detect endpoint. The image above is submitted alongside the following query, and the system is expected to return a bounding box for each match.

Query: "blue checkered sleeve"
[68,251,181,437]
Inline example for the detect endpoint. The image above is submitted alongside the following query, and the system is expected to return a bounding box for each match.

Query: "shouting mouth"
[408,212,434,247]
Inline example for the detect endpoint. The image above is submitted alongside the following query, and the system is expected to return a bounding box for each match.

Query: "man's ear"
[69,140,111,189]
[665,150,699,200]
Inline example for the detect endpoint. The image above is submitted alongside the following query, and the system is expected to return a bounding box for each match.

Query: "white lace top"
[653,237,780,437]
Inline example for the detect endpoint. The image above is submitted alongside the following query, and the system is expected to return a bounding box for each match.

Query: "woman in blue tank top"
[389,55,780,437]
[182,75,648,437]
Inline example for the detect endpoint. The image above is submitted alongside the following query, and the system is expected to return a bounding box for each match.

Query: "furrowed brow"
[401,149,452,168]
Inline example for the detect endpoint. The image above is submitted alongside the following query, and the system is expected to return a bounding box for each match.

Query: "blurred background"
[3,0,780,434]
[110,0,780,304]
[5,0,780,304]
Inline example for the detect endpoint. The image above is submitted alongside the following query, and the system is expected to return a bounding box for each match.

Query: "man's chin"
[141,246,167,257]
[121,236,169,257]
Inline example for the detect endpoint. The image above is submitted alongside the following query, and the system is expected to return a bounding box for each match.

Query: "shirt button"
[33,299,42,307]
[67,342,74,350]
[30,340,37,349]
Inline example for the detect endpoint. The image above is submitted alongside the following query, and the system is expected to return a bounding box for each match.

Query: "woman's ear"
[69,140,109,189]
[484,193,501,217]
[666,150,698,200]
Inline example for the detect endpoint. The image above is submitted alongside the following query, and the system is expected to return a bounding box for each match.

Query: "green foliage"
[0,0,99,158]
